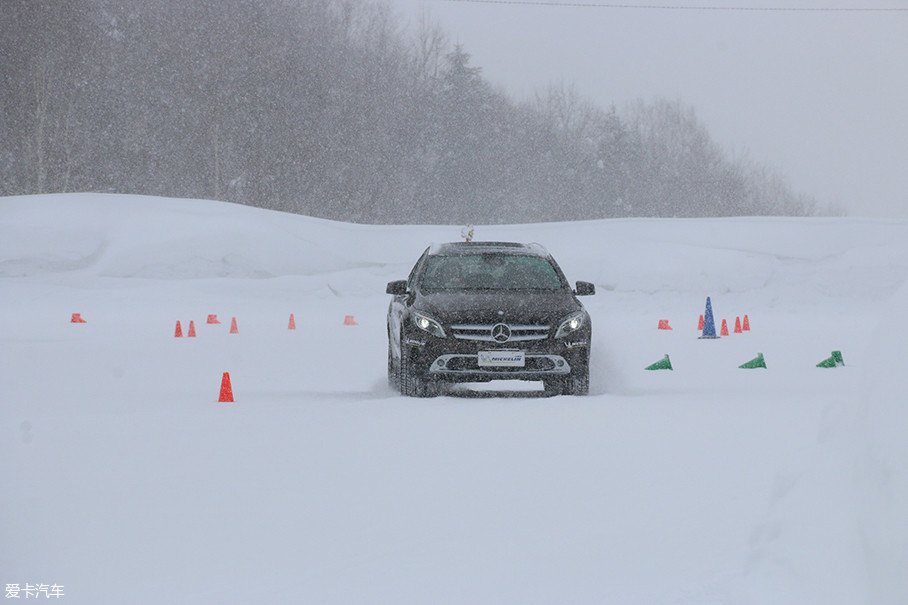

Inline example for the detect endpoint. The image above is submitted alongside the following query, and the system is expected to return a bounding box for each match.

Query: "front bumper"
[404,330,590,383]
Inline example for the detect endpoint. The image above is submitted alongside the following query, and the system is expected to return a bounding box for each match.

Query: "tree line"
[0,0,821,223]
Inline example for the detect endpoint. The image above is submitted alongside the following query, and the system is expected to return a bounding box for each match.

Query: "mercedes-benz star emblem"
[491,323,511,343]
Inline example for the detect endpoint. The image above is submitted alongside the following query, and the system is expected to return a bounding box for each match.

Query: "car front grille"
[450,323,550,342]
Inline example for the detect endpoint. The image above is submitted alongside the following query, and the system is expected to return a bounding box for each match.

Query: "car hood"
[415,289,582,326]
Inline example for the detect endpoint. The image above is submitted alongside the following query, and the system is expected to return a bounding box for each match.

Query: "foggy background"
[391,0,908,219]
[5,0,899,223]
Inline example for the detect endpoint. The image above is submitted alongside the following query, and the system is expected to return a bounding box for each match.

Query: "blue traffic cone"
[699,296,719,339]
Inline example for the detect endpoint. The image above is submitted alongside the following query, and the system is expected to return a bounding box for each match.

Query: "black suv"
[386,241,595,396]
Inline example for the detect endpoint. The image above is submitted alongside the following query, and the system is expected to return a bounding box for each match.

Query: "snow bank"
[859,281,908,605]
[2,193,908,604]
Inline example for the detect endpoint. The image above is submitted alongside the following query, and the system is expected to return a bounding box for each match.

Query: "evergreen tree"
[0,0,818,221]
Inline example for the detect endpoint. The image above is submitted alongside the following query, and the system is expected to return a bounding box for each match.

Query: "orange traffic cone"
[229,317,239,334]
[174,320,183,337]
[207,314,220,324]
[218,372,234,402]
[288,313,296,330]
[344,315,358,326]
[71,313,87,323]
[734,316,743,334]
[720,319,729,336]
[698,314,704,331]
[187,320,197,337]
[657,319,672,330]
[743,315,751,331]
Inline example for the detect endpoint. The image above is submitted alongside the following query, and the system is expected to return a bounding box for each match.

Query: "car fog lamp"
[569,318,580,330]
[418,317,430,330]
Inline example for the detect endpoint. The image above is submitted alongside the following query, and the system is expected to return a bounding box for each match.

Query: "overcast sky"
[389,0,907,218]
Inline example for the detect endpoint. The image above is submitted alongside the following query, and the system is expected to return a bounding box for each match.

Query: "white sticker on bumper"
[478,351,525,367]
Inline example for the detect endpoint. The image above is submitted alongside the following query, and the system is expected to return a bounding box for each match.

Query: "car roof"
[428,241,549,257]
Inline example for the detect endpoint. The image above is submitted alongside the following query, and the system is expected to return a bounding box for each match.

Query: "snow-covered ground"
[2,193,907,604]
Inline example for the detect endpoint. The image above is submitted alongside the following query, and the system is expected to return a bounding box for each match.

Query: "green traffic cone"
[645,354,673,371]
[817,350,845,368]
[739,352,766,369]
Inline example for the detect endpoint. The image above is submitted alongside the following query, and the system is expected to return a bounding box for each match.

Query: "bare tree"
[0,0,818,220]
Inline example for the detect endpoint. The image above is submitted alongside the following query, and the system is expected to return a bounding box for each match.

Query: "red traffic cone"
[207,314,220,324]
[229,317,239,334]
[734,316,743,334]
[174,320,183,337]
[71,313,87,323]
[657,319,672,330]
[698,314,704,330]
[743,314,751,331]
[187,320,197,337]
[344,315,358,326]
[218,372,234,402]
[720,319,729,336]
[288,313,297,330]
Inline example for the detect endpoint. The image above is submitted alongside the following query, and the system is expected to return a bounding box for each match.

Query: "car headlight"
[555,311,585,338]
[412,312,446,338]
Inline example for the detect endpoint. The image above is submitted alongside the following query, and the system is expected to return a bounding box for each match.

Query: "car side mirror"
[574,281,595,296]
[386,280,408,295]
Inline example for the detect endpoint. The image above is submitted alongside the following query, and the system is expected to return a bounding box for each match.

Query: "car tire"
[387,329,400,391]
[399,336,433,397]
[563,365,590,396]
[545,352,590,396]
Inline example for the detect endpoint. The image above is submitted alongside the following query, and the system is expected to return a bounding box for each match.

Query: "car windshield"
[421,253,564,290]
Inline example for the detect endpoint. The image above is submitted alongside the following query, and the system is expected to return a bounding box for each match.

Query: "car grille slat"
[450,323,550,342]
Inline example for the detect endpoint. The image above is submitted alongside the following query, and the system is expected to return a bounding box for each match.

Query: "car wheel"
[399,337,432,397]
[545,352,590,396]
[564,351,591,395]
[563,365,590,396]
[387,329,400,390]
